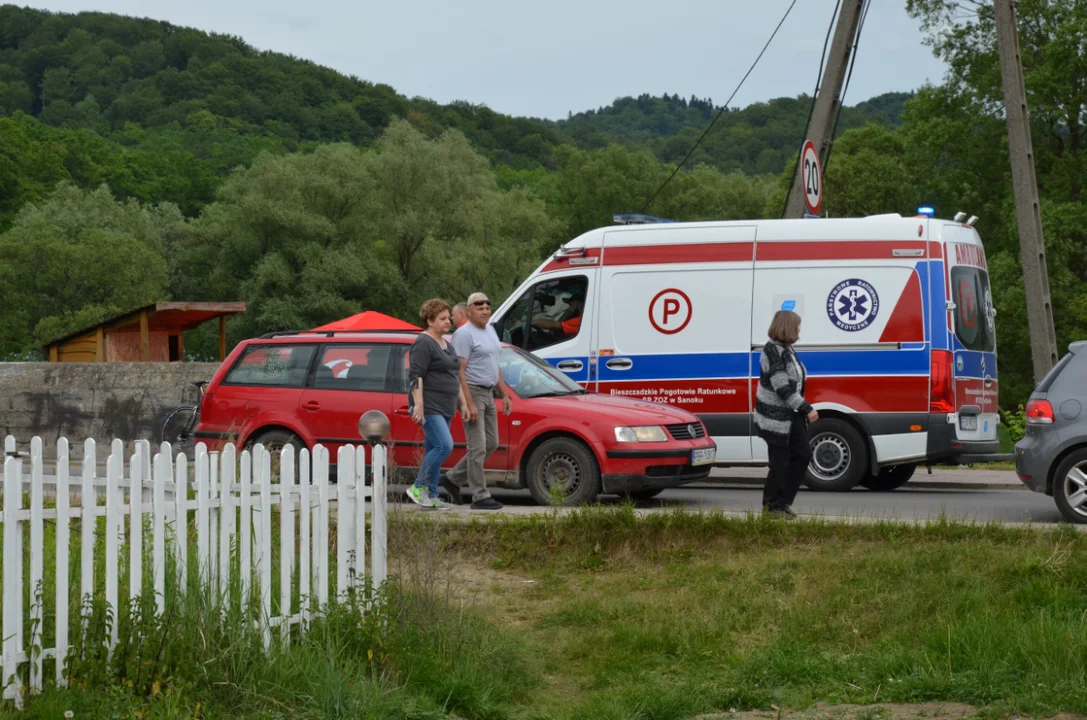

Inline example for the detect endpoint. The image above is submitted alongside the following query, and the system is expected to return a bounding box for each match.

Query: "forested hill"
[559,92,912,175]
[3,3,1086,410]
[0,5,907,209]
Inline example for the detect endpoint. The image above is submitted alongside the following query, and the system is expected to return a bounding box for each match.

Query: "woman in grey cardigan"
[754,310,818,518]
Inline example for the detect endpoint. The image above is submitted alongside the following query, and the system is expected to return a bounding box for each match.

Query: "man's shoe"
[780,505,798,518]
[439,473,462,505]
[470,497,503,510]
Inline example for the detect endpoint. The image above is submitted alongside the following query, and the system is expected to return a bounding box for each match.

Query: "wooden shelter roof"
[42,302,246,353]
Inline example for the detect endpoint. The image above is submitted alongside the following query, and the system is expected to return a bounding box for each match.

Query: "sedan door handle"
[605,358,633,370]
[556,360,584,372]
[302,401,321,411]
[395,406,412,416]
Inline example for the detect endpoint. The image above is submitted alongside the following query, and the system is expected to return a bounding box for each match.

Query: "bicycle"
[160,381,208,457]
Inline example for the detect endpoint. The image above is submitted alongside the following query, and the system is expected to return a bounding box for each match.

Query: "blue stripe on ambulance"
[926,259,949,351]
[950,345,998,379]
[592,348,931,384]
[542,356,590,383]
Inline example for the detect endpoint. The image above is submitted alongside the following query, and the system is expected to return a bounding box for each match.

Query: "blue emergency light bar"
[917,206,935,217]
[613,213,675,225]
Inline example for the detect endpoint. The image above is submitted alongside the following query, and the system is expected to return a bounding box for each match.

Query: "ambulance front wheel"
[805,419,869,492]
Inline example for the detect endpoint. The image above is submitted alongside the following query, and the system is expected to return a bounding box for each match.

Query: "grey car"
[1015,341,1087,523]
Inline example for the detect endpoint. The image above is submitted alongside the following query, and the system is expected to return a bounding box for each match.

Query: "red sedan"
[193,331,717,505]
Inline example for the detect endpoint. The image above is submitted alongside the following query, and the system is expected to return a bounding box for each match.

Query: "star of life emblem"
[826,279,880,332]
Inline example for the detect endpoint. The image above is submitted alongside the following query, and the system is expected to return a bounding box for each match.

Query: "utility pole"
[784,0,865,218]
[993,0,1058,379]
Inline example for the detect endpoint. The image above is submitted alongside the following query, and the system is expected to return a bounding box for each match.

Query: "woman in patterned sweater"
[754,310,819,518]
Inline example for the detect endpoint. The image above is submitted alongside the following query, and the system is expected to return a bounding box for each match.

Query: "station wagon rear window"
[313,344,395,392]
[224,345,315,387]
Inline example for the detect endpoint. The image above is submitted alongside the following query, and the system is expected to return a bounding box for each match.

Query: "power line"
[779,0,843,219]
[823,0,872,173]
[638,0,799,214]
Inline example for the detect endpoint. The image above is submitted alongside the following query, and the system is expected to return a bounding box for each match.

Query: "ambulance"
[490,212,1000,491]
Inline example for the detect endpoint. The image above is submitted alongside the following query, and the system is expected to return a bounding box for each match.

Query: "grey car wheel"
[1053,449,1087,524]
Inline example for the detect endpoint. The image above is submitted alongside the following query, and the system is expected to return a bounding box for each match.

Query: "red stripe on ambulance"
[599,376,930,415]
[878,271,925,343]
[605,243,754,266]
[746,376,930,413]
[755,241,928,262]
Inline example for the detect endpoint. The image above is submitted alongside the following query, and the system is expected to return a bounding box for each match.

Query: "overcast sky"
[23,0,948,121]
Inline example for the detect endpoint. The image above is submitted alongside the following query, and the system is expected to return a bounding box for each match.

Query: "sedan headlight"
[614,426,668,443]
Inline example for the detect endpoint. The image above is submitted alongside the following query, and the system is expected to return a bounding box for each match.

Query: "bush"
[1001,404,1027,443]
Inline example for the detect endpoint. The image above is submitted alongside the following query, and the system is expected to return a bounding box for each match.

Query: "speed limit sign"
[800,140,822,216]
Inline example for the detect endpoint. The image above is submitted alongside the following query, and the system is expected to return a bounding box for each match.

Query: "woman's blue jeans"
[414,415,454,497]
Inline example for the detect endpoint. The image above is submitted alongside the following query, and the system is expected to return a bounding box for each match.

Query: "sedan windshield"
[500,347,585,399]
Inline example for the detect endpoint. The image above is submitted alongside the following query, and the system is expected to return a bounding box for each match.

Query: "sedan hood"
[527,392,703,425]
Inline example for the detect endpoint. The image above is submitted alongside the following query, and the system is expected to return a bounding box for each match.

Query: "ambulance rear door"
[593,224,756,461]
[943,225,999,446]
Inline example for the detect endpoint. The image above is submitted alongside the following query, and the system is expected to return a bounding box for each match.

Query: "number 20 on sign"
[801,140,823,216]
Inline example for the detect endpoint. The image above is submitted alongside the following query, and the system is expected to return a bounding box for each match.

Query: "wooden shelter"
[42,302,247,363]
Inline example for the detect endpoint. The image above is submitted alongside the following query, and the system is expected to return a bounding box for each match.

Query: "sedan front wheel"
[525,437,601,506]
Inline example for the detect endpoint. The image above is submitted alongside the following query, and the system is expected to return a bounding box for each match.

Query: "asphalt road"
[431,468,1071,525]
[471,485,1064,524]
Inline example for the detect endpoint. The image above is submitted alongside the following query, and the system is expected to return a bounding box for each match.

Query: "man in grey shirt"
[448,291,513,510]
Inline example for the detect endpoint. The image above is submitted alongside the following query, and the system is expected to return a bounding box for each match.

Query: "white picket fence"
[0,435,388,708]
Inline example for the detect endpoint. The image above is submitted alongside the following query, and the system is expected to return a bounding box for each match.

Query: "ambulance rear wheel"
[860,464,916,491]
[805,419,868,492]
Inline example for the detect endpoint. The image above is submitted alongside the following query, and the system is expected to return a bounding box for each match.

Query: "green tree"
[361,119,495,283]
[905,0,1087,404]
[179,143,407,346]
[548,144,667,238]
[0,183,172,355]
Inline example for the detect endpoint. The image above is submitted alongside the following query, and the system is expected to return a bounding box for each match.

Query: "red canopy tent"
[311,310,419,332]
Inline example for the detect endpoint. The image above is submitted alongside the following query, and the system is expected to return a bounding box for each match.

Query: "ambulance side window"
[525,276,589,352]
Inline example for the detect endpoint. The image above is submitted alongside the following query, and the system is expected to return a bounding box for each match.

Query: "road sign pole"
[994,0,1058,380]
[784,0,866,219]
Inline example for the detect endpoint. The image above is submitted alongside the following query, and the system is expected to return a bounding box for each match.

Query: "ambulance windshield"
[951,266,995,353]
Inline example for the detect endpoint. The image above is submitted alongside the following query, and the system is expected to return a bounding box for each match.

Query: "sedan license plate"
[959,415,978,431]
[691,447,716,466]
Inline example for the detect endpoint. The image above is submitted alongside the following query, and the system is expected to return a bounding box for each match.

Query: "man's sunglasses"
[471,300,491,307]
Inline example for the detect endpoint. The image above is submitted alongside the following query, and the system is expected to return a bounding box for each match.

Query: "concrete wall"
[0,362,220,458]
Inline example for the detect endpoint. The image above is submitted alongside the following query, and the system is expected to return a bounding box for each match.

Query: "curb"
[687,479,1028,492]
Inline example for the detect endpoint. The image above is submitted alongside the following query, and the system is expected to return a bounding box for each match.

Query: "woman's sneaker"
[430,496,452,510]
[406,485,432,508]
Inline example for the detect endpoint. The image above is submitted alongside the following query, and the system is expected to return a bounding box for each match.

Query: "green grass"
[6,506,1087,719]
[400,508,1087,719]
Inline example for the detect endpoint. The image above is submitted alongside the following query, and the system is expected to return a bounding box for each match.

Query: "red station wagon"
[194,331,718,505]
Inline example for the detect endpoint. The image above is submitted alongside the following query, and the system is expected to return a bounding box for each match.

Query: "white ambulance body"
[491,214,1000,491]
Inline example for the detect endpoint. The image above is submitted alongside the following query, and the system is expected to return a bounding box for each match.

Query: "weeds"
[7,507,1087,719]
